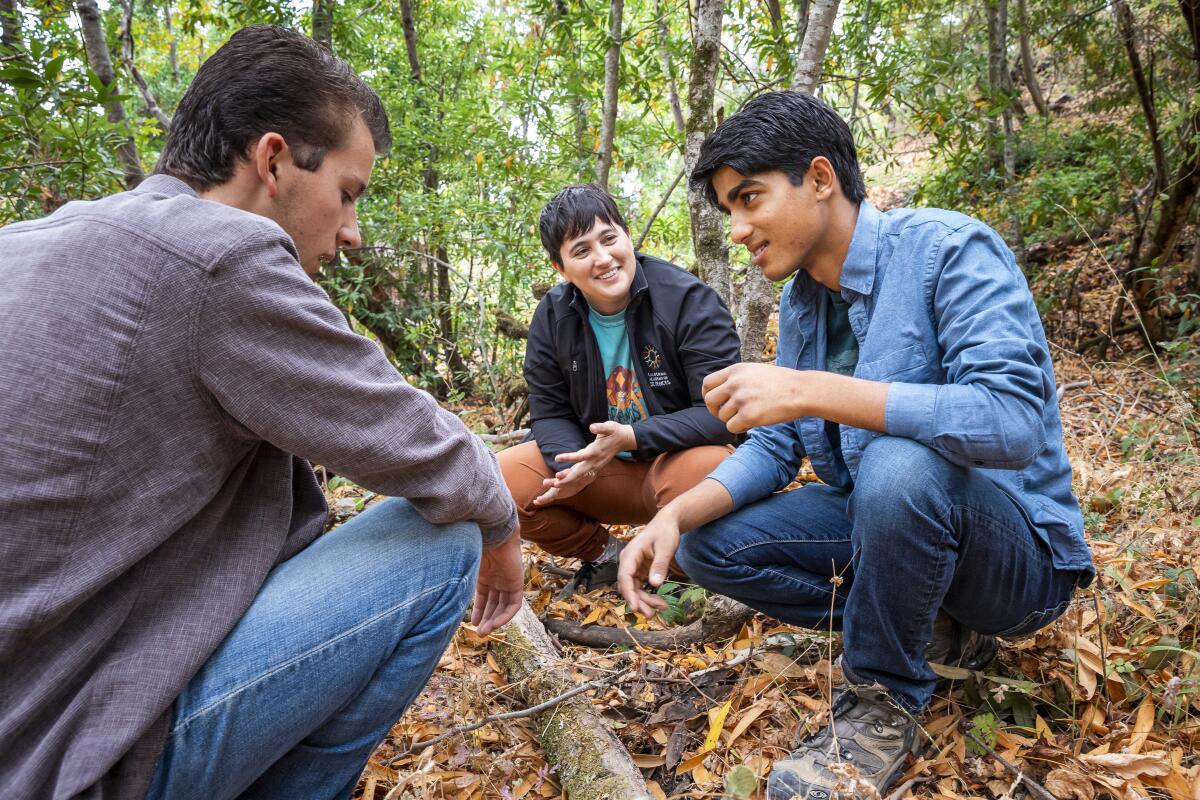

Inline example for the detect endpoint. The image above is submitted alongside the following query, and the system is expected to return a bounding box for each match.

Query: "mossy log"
[543,593,755,649]
[492,603,651,800]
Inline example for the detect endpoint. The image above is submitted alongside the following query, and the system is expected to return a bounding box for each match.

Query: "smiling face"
[271,117,376,274]
[553,216,637,314]
[709,155,865,291]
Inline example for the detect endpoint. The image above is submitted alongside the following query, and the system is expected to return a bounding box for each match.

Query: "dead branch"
[479,428,528,445]
[387,667,632,763]
[492,603,652,799]
[543,593,754,650]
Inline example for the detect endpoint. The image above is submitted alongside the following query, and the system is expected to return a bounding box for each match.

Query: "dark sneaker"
[927,611,997,685]
[767,684,918,800]
[555,540,625,597]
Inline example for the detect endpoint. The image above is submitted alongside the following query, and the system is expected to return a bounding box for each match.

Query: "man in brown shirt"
[0,25,520,800]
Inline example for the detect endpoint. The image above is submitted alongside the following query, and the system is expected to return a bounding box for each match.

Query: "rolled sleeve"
[884,381,937,443]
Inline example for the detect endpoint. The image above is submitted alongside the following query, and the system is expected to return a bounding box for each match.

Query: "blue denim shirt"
[709,202,1094,577]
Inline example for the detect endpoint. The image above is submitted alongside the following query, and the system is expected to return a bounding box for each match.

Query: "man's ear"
[251,132,288,199]
[808,156,838,201]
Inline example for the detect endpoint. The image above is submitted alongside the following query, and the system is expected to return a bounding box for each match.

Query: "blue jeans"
[676,437,1082,713]
[145,498,482,800]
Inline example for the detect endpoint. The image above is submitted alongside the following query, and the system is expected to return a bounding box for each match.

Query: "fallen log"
[543,593,755,650]
[492,603,651,800]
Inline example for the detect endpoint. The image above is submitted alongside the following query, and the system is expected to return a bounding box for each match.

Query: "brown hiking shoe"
[927,610,997,687]
[766,683,918,800]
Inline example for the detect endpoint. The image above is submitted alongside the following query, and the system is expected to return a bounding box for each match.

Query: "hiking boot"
[927,610,997,687]
[767,683,918,800]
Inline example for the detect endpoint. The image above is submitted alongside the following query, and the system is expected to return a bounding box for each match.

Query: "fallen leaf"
[1081,751,1171,779]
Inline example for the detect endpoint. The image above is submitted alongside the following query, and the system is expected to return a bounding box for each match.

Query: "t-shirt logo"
[606,365,647,424]
[642,345,663,369]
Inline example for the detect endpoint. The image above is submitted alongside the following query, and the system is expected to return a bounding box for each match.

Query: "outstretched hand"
[533,421,635,506]
[471,529,524,636]
[617,512,680,618]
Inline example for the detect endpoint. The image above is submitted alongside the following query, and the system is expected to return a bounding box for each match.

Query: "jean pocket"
[994,595,1074,641]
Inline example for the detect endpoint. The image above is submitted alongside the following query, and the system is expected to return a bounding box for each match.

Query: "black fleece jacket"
[524,253,742,472]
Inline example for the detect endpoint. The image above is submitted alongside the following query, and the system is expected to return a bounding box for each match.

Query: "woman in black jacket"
[498,184,742,591]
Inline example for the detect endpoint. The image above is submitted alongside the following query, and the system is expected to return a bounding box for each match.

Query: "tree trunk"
[1015,0,1048,116]
[1113,0,1167,194]
[76,0,143,189]
[312,0,334,51]
[984,0,1005,174]
[737,269,775,362]
[595,0,623,189]
[684,0,729,306]
[117,0,171,131]
[493,604,651,799]
[655,0,685,135]
[795,0,811,67]
[1,0,20,53]
[791,0,839,93]
[163,1,178,81]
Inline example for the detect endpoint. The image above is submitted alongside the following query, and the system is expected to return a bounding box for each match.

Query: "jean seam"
[172,575,470,734]
[725,536,851,559]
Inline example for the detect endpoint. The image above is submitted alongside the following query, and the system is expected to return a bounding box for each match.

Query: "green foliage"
[723,763,758,799]
[653,581,706,626]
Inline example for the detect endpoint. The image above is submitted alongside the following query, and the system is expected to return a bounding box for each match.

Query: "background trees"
[2,0,1197,397]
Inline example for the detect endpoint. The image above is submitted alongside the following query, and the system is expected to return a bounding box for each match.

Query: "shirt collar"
[838,200,881,298]
[132,174,199,198]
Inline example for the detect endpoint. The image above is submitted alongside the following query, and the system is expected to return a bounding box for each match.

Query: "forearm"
[657,477,734,533]
[794,371,890,432]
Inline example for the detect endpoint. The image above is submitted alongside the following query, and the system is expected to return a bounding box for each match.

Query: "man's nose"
[339,209,361,250]
[729,215,752,245]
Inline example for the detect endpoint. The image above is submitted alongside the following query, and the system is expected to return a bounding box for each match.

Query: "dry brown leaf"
[1081,751,1171,779]
[1045,768,1096,799]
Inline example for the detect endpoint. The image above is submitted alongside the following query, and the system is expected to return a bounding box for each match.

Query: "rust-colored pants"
[497,440,735,561]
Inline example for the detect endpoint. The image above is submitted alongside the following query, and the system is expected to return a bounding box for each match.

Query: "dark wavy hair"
[155,25,391,190]
[690,91,865,207]
[538,184,630,265]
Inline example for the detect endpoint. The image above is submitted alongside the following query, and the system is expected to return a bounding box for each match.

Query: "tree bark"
[737,269,775,362]
[595,0,623,189]
[493,604,651,800]
[791,0,839,93]
[684,0,730,305]
[163,1,178,81]
[76,0,144,189]
[312,0,334,51]
[1015,0,1048,116]
[1,0,20,53]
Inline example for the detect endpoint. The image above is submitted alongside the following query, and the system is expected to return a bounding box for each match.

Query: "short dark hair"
[155,25,391,190]
[538,184,630,264]
[690,91,866,207]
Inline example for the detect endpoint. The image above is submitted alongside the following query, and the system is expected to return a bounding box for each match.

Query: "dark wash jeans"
[676,436,1084,713]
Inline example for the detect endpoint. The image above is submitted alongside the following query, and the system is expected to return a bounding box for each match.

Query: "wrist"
[623,424,637,451]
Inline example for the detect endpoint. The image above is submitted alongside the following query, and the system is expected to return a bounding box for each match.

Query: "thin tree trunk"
[398,0,469,394]
[1113,0,1167,194]
[738,269,775,362]
[117,0,171,131]
[1015,0,1048,116]
[684,0,729,305]
[76,0,143,188]
[766,0,782,28]
[655,0,685,135]
[163,1,178,81]
[796,0,811,64]
[1,0,20,53]
[985,0,1005,174]
[791,0,839,93]
[595,0,623,189]
[986,0,1025,264]
[312,0,334,51]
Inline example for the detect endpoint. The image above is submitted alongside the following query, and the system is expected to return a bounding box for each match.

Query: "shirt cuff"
[885,382,939,442]
[480,506,519,549]
[706,450,783,511]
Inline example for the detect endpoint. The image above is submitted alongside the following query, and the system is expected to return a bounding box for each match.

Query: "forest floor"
[346,232,1200,800]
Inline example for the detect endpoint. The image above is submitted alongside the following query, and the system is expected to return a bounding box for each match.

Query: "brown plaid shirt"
[0,175,516,799]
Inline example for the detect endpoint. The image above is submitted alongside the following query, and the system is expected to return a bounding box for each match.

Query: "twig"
[387,668,631,764]
[883,775,934,800]
[961,727,1057,800]
[1056,379,1092,400]
[634,167,685,250]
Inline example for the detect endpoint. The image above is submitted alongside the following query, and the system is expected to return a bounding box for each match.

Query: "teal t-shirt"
[825,289,859,376]
[588,307,648,457]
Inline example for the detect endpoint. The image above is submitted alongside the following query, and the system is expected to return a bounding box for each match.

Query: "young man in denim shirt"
[618,91,1094,798]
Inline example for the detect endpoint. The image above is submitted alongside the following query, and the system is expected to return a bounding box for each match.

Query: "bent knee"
[852,436,961,510]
